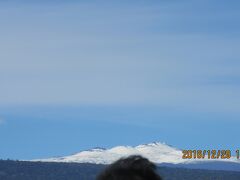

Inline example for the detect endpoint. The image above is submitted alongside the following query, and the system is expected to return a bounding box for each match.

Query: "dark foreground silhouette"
[97,155,162,180]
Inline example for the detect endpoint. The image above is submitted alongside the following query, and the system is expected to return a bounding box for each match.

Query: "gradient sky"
[0,0,240,160]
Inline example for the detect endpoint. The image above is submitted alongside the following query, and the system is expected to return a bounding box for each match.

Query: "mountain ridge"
[34,142,240,166]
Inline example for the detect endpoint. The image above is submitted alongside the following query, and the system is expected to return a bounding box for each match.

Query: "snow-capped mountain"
[34,142,239,165]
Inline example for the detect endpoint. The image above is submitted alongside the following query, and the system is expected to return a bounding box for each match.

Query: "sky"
[0,0,240,160]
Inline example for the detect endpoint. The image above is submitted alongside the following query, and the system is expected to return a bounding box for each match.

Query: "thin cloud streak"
[0,118,5,125]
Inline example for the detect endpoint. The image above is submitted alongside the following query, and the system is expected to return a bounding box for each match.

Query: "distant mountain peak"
[34,142,239,165]
[88,147,106,152]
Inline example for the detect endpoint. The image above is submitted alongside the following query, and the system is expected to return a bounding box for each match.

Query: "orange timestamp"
[182,149,240,160]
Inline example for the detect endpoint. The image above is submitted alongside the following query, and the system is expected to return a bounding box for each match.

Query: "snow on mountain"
[34,142,239,165]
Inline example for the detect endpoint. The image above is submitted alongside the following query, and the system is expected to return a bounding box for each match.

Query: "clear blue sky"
[0,0,240,160]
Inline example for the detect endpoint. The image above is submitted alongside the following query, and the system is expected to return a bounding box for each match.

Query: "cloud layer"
[0,1,239,113]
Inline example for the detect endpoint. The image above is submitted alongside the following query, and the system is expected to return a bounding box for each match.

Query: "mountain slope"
[35,142,239,166]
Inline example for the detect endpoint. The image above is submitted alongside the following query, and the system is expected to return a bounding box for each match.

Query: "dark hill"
[0,160,240,180]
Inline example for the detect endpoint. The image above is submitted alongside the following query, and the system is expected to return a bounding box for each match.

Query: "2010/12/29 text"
[182,150,240,159]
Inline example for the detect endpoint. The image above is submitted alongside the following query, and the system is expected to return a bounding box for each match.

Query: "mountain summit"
[35,142,239,165]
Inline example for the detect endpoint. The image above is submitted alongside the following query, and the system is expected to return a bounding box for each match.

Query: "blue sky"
[0,0,240,159]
